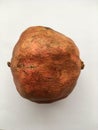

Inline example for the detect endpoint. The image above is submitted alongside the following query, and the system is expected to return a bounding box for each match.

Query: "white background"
[0,0,98,130]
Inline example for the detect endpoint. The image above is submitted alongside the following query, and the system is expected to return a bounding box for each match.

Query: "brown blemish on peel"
[44,27,52,30]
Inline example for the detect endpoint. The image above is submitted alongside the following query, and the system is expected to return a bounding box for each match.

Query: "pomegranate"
[8,26,84,103]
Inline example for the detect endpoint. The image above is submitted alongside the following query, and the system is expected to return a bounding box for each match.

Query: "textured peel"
[8,26,84,103]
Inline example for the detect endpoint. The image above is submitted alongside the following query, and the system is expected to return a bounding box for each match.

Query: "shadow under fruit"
[8,26,84,103]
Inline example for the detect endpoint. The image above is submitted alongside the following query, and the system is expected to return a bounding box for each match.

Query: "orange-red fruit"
[8,26,84,103]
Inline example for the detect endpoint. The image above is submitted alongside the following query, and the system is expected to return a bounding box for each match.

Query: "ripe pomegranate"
[8,26,84,103]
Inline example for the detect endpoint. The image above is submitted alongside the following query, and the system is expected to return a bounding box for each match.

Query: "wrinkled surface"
[10,26,83,103]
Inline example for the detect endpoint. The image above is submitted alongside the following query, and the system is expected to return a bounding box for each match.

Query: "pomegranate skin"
[8,26,84,103]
